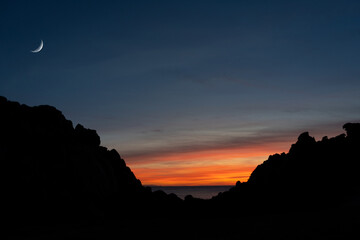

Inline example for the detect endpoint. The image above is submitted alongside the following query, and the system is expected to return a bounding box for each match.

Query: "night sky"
[1,0,360,185]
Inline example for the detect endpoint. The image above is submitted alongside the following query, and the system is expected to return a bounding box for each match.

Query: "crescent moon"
[31,40,44,53]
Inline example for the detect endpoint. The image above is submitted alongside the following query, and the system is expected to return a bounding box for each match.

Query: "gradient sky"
[1,0,360,185]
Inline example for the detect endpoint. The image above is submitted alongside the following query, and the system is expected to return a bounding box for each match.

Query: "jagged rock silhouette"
[212,122,360,215]
[2,96,360,239]
[0,96,181,231]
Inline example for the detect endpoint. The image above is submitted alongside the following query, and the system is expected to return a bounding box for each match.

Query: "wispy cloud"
[121,122,344,162]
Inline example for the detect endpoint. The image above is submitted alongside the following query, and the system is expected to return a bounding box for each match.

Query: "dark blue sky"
[1,0,360,184]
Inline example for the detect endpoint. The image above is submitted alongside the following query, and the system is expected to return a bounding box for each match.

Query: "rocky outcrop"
[0,96,181,228]
[212,122,360,214]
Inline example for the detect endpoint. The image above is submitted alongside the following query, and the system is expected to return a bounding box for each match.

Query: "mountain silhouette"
[2,96,359,239]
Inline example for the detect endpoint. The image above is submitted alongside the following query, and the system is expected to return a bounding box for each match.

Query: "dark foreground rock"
[210,122,360,217]
[2,96,360,239]
[0,96,181,234]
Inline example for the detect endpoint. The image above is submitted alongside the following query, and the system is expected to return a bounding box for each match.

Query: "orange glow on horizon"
[132,164,254,186]
[125,141,291,186]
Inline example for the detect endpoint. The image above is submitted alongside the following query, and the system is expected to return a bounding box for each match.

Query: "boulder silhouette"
[75,123,101,147]
[343,122,360,141]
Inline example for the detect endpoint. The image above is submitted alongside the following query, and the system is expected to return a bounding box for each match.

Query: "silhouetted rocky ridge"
[0,96,181,231]
[211,122,360,215]
[2,96,360,238]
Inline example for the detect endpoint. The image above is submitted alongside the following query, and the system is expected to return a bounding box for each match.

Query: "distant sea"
[149,186,233,200]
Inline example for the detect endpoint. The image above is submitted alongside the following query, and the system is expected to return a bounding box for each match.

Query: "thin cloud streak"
[123,132,293,160]
[121,122,345,163]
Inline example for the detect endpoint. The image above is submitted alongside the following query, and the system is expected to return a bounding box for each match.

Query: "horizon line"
[145,185,235,187]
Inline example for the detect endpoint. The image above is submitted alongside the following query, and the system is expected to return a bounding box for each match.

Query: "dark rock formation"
[2,96,360,238]
[0,96,181,232]
[211,122,360,215]
[343,122,360,141]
